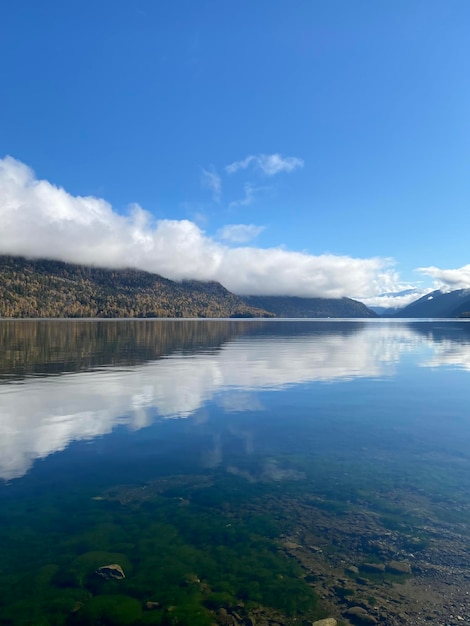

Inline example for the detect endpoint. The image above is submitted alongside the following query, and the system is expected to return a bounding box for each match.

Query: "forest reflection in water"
[2,317,470,378]
[1,320,470,625]
[1,319,470,481]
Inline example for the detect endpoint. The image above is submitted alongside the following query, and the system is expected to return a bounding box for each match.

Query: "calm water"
[1,319,470,625]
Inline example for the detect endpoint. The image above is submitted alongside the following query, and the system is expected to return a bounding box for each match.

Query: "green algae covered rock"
[75,594,142,625]
[69,551,132,586]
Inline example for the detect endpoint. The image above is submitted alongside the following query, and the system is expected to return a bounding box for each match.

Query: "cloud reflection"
[422,341,470,371]
[1,322,469,480]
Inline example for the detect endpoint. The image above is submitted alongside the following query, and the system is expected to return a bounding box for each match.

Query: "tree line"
[0,256,272,319]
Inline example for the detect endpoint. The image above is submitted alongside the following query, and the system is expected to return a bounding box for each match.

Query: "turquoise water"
[1,319,470,625]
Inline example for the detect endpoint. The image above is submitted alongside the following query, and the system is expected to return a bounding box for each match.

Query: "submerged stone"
[386,560,412,575]
[344,606,377,625]
[145,601,161,610]
[283,541,301,549]
[362,562,385,573]
[95,563,125,580]
[312,619,338,626]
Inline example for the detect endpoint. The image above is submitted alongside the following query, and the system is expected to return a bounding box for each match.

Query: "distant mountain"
[0,256,272,318]
[241,295,377,318]
[368,289,422,315]
[371,305,400,315]
[394,289,470,318]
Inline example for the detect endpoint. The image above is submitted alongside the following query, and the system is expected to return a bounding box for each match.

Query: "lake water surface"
[1,319,470,626]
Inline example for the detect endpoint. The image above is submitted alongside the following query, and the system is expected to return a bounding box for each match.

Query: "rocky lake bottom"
[2,462,469,626]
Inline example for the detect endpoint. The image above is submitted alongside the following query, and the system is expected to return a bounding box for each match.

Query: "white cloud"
[218,249,394,297]
[0,156,399,298]
[201,165,222,201]
[418,264,470,292]
[226,153,304,176]
[217,223,265,243]
[361,289,432,311]
[228,182,257,207]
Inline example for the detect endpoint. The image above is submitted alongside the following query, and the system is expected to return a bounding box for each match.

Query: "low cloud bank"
[419,265,470,293]
[361,290,432,311]
[0,156,401,298]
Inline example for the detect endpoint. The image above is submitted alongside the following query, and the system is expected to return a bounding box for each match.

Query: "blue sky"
[1,1,470,305]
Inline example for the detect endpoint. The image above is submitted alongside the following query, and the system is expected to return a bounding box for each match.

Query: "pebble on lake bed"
[344,607,377,624]
[386,560,412,575]
[95,563,125,580]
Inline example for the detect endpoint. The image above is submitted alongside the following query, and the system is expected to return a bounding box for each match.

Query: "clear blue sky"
[1,1,469,304]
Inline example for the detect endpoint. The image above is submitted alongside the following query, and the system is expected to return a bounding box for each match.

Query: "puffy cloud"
[219,249,393,297]
[201,166,222,201]
[361,289,432,311]
[217,223,265,243]
[225,153,304,176]
[418,264,470,292]
[0,156,398,298]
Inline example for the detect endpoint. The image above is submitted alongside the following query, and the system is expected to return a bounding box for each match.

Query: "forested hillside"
[241,295,377,318]
[0,256,272,318]
[394,289,470,318]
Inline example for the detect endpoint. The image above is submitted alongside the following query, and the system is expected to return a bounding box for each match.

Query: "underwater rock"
[68,551,131,586]
[361,562,385,573]
[386,560,411,574]
[308,545,323,553]
[217,607,241,625]
[145,601,161,610]
[283,541,302,549]
[344,606,377,624]
[95,563,125,580]
[312,618,338,626]
[183,573,201,585]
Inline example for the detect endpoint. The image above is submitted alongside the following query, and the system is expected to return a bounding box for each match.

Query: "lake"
[1,319,470,626]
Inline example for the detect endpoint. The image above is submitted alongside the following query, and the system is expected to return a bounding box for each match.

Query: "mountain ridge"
[393,289,470,318]
[241,294,377,318]
[0,255,379,319]
[0,255,272,318]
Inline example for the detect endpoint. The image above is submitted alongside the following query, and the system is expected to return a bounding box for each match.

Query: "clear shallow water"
[1,319,470,625]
